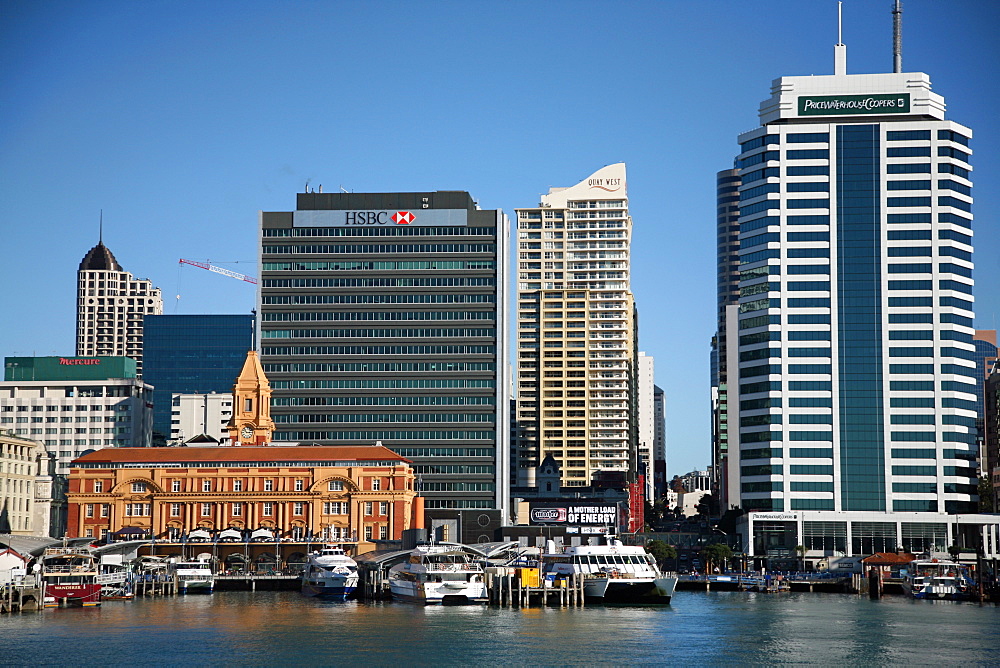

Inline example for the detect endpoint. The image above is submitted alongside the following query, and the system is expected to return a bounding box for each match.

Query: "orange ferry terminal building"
[65,445,422,557]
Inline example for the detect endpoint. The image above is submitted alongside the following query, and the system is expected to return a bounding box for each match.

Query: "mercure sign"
[798,93,910,116]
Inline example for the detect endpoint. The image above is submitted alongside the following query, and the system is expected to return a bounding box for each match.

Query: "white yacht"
[541,539,677,604]
[388,545,488,605]
[301,545,359,600]
[172,559,215,594]
[902,559,976,601]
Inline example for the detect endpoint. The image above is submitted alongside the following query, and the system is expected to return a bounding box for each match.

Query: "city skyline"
[2,1,997,479]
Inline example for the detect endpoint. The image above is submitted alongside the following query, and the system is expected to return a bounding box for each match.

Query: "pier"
[676,573,853,593]
[485,568,586,607]
[0,575,43,613]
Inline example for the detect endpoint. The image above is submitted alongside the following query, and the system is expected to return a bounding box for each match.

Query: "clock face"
[241,426,254,440]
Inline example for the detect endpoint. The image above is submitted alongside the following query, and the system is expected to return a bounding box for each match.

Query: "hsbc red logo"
[392,211,415,225]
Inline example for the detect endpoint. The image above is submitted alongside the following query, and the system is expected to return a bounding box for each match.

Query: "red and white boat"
[41,547,102,607]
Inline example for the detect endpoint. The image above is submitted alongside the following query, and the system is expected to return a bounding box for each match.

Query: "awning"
[219,529,242,540]
[188,530,212,540]
[110,526,150,538]
[250,529,274,540]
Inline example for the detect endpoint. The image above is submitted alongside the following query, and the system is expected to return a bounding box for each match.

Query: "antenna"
[892,0,903,73]
[99,209,103,244]
[834,1,847,75]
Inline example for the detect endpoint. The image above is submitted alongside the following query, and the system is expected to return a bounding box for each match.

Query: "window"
[294,479,304,491]
[172,480,181,492]
[170,503,181,517]
[233,479,243,492]
[85,503,94,518]
[324,502,346,514]
[100,504,109,518]
[263,502,273,516]
[201,503,211,516]
[93,480,104,493]
[328,480,344,491]
[365,502,373,516]
[131,482,146,493]
[244,398,253,412]
[371,478,381,491]
[294,502,304,515]
[232,502,243,517]
[379,502,389,515]
[203,480,212,492]
[264,479,273,492]
[379,525,388,540]
[364,526,373,541]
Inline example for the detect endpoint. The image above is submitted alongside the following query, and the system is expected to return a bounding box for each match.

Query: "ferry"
[388,545,488,605]
[172,559,215,594]
[541,538,678,604]
[41,547,102,607]
[902,559,976,601]
[301,545,359,600]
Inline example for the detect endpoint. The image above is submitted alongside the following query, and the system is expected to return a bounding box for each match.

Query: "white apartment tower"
[637,351,655,500]
[515,164,638,488]
[733,28,999,561]
[76,239,163,376]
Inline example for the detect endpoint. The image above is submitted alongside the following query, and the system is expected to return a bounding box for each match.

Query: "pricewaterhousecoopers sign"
[798,93,911,116]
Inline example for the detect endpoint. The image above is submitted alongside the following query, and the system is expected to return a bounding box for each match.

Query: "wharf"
[0,576,43,613]
[486,568,586,607]
[677,573,852,593]
[214,573,300,591]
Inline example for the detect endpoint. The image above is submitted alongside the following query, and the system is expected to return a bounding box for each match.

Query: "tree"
[700,543,733,574]
[979,475,994,513]
[645,539,677,568]
[948,544,962,562]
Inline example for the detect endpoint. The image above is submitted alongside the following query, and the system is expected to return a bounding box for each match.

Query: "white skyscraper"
[514,164,638,488]
[732,34,999,563]
[76,239,162,376]
[638,351,655,500]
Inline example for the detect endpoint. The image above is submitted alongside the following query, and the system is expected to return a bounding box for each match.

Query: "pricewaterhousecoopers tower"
[722,5,1000,567]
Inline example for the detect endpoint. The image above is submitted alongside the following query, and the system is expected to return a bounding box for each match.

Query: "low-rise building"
[65,445,421,554]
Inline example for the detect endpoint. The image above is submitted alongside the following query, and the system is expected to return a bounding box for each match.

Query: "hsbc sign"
[293,209,468,227]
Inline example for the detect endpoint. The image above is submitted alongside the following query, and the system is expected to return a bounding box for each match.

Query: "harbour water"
[2,591,999,666]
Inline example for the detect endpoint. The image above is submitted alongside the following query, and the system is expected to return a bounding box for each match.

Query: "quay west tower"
[732,33,1000,561]
[514,164,639,489]
[259,191,509,519]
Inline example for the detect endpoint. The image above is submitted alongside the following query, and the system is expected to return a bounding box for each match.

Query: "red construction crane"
[179,259,258,285]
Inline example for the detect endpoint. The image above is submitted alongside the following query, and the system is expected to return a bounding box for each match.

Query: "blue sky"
[1,1,997,478]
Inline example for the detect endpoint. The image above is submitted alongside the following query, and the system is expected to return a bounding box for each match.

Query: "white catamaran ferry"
[388,545,488,605]
[172,559,214,594]
[541,539,677,604]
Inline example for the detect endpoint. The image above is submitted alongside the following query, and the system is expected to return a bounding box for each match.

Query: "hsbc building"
[259,190,510,521]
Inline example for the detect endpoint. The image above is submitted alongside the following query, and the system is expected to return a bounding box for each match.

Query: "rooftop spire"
[834,1,847,75]
[99,209,103,245]
[892,0,903,73]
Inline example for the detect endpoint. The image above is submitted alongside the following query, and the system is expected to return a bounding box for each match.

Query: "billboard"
[797,93,910,116]
[528,501,624,527]
[292,209,469,228]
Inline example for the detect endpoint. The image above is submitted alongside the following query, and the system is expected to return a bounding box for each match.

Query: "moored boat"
[172,559,215,594]
[902,559,975,601]
[388,545,488,605]
[301,545,359,600]
[541,538,678,604]
[41,547,102,607]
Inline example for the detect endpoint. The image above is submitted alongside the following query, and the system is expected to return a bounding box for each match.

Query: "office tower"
[733,29,998,562]
[652,384,667,498]
[637,351,655,501]
[713,167,742,509]
[76,239,162,376]
[972,330,998,461]
[259,190,509,519]
[142,314,255,443]
[514,163,638,488]
[1,356,153,473]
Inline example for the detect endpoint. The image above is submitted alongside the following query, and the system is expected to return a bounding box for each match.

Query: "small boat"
[902,559,976,601]
[301,545,359,600]
[41,547,102,607]
[541,538,678,604]
[388,545,488,605]
[172,559,215,594]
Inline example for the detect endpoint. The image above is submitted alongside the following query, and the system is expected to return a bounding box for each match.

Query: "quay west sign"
[293,209,469,228]
[798,93,911,116]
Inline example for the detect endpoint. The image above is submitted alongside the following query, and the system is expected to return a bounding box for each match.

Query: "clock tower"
[226,350,275,446]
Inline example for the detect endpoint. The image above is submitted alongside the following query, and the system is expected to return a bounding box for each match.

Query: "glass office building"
[259,191,509,517]
[142,314,255,442]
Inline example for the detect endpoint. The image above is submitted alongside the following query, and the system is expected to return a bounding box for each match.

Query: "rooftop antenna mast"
[834,1,847,75]
[892,0,903,73]
[99,209,103,244]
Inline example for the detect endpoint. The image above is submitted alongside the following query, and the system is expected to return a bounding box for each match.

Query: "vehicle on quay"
[902,559,976,601]
[171,558,215,594]
[540,537,678,604]
[388,545,488,605]
[40,547,102,607]
[300,545,359,600]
